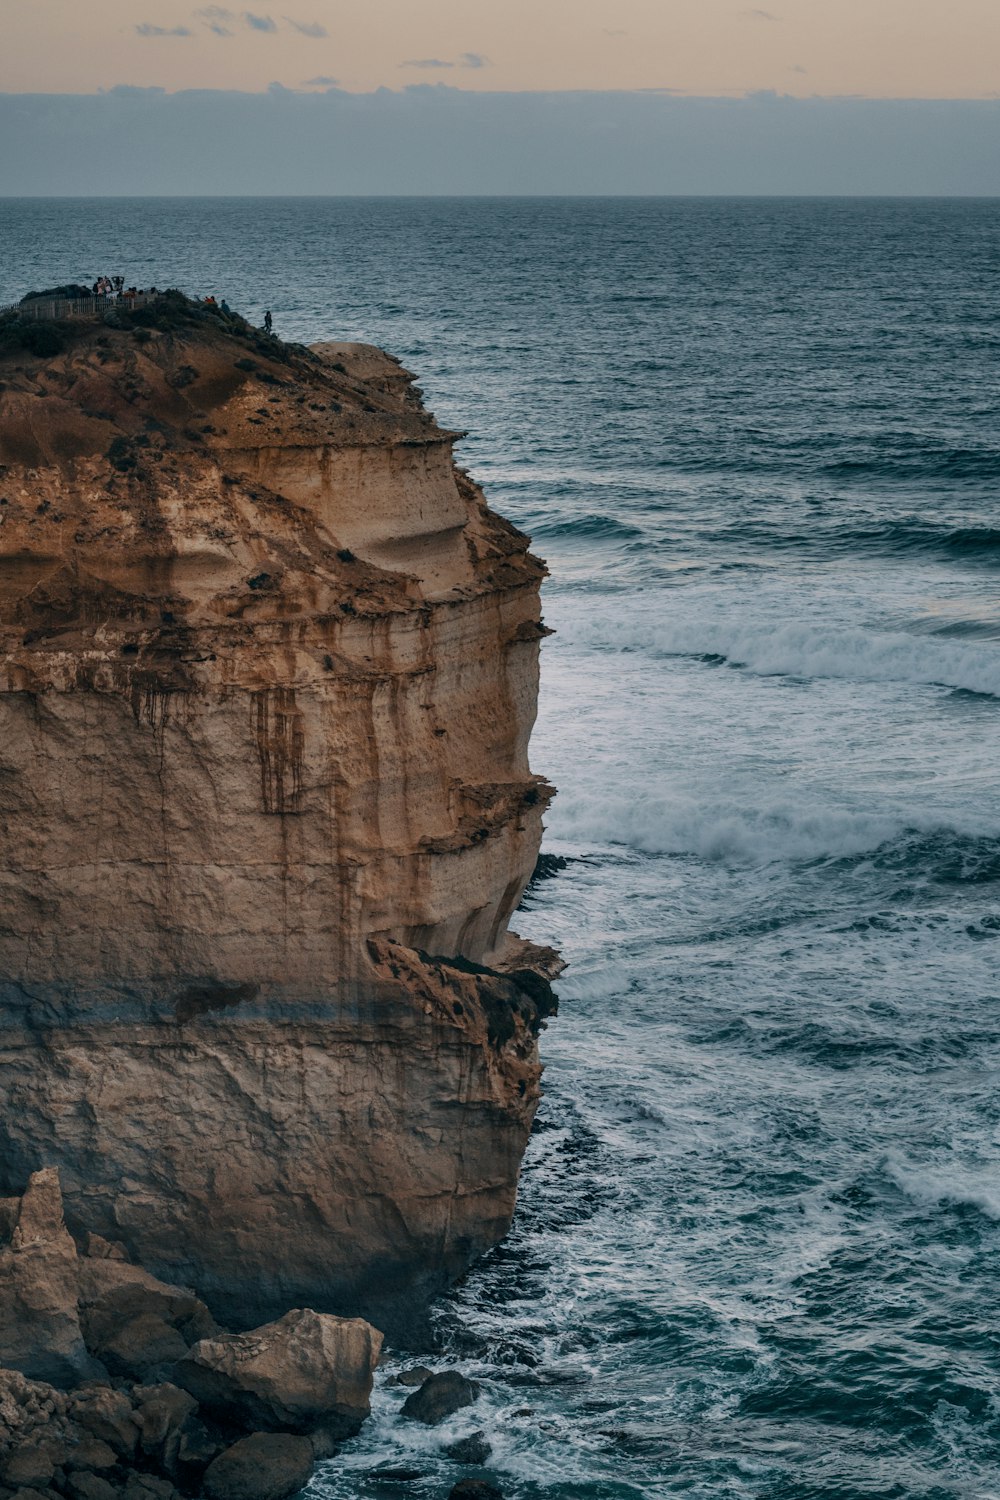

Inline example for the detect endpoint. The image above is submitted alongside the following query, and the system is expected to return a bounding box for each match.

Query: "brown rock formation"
[0,1168,383,1499]
[0,1170,100,1386]
[0,295,558,1335]
[174,1309,380,1439]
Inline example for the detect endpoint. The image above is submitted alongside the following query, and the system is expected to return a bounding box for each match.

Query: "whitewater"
[4,196,998,1498]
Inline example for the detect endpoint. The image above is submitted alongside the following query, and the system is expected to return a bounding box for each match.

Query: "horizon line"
[3,192,1000,201]
[3,85,1000,105]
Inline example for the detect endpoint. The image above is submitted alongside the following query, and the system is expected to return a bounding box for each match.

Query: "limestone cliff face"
[0,300,557,1334]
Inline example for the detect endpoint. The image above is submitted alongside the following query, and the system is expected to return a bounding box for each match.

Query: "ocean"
[3,197,1000,1499]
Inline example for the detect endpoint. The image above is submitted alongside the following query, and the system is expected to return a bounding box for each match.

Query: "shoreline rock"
[0,1172,381,1500]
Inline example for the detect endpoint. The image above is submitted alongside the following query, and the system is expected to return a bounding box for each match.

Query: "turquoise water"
[3,198,1000,1498]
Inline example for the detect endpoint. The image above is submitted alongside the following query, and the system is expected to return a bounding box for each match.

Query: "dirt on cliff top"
[0,291,450,472]
[0,292,544,654]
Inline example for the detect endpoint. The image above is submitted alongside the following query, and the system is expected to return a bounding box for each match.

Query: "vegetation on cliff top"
[0,289,315,365]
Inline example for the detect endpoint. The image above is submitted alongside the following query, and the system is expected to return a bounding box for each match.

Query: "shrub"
[17,322,66,357]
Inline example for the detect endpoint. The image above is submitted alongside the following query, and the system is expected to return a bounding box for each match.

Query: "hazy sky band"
[3,90,1000,196]
[4,0,1000,99]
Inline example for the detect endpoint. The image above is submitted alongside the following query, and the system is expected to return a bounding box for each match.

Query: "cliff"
[0,294,558,1337]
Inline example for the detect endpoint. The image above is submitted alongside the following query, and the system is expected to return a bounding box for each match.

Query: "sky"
[4,0,1000,100]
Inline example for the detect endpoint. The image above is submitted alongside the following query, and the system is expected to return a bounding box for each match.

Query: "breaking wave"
[886,1155,1000,1221]
[584,614,1000,698]
[548,788,1000,872]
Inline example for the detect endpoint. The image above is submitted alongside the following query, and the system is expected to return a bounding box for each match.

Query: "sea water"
[2,197,999,1499]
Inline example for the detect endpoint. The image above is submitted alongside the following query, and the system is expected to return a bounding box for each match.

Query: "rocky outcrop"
[400,1372,479,1426]
[174,1309,380,1439]
[0,1169,100,1387]
[201,1433,314,1500]
[0,1171,381,1500]
[0,293,559,1335]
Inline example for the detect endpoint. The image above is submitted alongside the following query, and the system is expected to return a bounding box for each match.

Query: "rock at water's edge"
[401,1371,480,1426]
[202,1433,315,1500]
[175,1308,381,1437]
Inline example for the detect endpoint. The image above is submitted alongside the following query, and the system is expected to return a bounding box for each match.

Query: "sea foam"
[886,1155,1000,1221]
[548,787,1000,866]
[582,614,1000,699]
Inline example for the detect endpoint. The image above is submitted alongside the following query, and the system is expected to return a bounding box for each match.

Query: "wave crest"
[549,789,1000,871]
[585,614,1000,698]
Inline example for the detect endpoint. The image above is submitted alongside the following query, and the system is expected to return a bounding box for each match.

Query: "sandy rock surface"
[0,298,558,1335]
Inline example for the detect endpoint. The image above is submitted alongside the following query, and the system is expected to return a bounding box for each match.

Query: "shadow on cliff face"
[174,982,260,1023]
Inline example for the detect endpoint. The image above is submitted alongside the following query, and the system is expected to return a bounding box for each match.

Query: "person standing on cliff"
[264,310,273,335]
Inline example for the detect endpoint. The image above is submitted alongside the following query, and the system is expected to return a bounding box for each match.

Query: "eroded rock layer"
[0,299,558,1333]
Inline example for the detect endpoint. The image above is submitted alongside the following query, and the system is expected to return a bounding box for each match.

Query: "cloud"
[743,8,779,18]
[196,4,233,32]
[791,64,807,74]
[287,18,327,37]
[136,22,193,36]
[401,53,489,71]
[244,11,277,30]
[303,75,338,87]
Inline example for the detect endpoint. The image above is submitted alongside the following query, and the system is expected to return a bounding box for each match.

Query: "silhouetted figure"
[264,310,273,335]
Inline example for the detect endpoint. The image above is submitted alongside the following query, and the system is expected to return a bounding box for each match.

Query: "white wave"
[583,613,1000,698]
[548,785,1000,864]
[549,787,906,863]
[886,1154,1000,1221]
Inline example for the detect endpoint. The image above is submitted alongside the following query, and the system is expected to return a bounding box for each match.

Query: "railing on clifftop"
[0,291,160,322]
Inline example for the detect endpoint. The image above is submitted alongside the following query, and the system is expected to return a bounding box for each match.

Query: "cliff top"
[0,290,453,467]
[0,291,543,659]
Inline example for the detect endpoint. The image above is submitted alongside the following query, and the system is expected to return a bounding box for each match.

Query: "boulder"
[65,1476,118,1500]
[0,1170,101,1385]
[94,1314,188,1381]
[385,1366,434,1389]
[77,1260,216,1368]
[172,1414,223,1471]
[0,1444,56,1490]
[0,1369,70,1458]
[444,1430,492,1465]
[68,1388,139,1457]
[120,1476,179,1500]
[202,1434,314,1500]
[175,1308,382,1439]
[80,1237,129,1264]
[132,1385,197,1466]
[448,1484,504,1500]
[64,1438,116,1472]
[401,1372,479,1426]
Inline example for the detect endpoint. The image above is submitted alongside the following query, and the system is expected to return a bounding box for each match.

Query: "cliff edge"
[0,294,558,1336]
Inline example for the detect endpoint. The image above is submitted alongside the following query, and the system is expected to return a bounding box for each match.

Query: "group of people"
[85,281,272,328]
[91,276,159,302]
